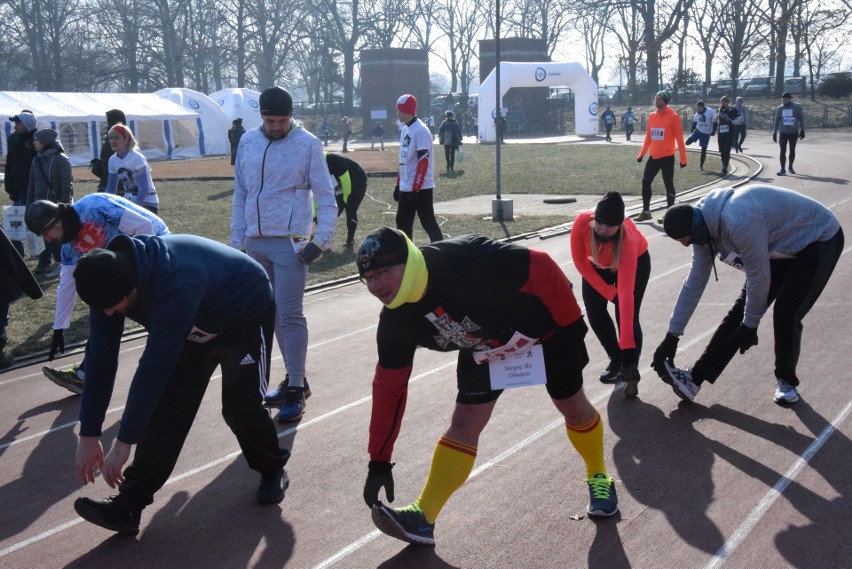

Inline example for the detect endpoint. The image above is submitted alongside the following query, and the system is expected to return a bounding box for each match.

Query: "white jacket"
[231,124,336,249]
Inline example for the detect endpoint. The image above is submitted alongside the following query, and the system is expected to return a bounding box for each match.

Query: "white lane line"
[0,360,456,558]
[311,380,618,568]
[704,399,852,569]
[0,325,380,451]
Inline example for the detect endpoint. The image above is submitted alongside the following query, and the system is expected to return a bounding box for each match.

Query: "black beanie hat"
[663,204,695,239]
[356,227,409,276]
[259,86,293,116]
[25,200,61,235]
[75,247,137,309]
[594,191,625,226]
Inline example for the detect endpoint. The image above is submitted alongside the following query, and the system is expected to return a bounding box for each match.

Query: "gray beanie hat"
[33,128,59,146]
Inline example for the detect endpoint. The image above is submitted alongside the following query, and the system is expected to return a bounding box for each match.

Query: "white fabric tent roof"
[155,88,230,156]
[0,91,197,123]
[1,91,207,165]
[210,88,262,132]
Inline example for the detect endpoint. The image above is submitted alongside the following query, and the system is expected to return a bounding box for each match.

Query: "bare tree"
[432,0,487,93]
[798,0,850,98]
[607,0,644,101]
[572,2,610,83]
[312,0,366,113]
[504,0,574,57]
[716,0,765,94]
[690,0,723,89]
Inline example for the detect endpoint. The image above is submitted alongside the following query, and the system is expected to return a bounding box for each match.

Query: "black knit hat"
[259,86,293,116]
[25,200,61,235]
[356,227,409,276]
[663,204,695,239]
[594,192,625,226]
[75,246,137,309]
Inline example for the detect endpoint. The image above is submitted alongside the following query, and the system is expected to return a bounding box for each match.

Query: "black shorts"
[455,318,589,405]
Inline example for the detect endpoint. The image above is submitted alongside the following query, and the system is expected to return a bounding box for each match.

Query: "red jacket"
[638,105,687,164]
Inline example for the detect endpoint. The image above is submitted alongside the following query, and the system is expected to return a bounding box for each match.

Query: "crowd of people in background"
[0,85,841,550]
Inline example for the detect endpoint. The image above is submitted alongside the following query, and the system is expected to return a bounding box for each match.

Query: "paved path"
[1,132,849,568]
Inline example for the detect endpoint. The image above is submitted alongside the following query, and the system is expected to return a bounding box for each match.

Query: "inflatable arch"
[478,62,598,142]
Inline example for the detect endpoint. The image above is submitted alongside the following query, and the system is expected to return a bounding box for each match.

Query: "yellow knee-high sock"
[416,436,477,523]
[566,410,607,478]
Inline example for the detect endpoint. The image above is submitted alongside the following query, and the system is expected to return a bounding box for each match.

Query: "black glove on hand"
[652,333,679,377]
[680,162,687,169]
[799,130,805,140]
[772,133,777,143]
[49,329,65,361]
[363,460,394,507]
[620,348,638,369]
[620,365,640,384]
[733,324,758,354]
[298,241,323,265]
[393,185,400,202]
[636,156,643,163]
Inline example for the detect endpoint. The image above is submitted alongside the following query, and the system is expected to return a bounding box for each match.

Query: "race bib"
[605,117,613,124]
[488,344,547,390]
[188,326,219,343]
[720,251,744,271]
[783,116,795,126]
[719,124,730,133]
[473,331,537,364]
[651,127,665,140]
[698,122,709,131]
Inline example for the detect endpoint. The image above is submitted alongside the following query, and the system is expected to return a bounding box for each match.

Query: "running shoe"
[276,387,307,423]
[586,473,619,517]
[74,495,142,535]
[43,364,84,395]
[257,468,289,504]
[788,167,796,175]
[662,361,700,402]
[265,375,311,406]
[777,168,786,176]
[371,502,436,545]
[599,360,621,384]
[633,211,652,222]
[774,379,800,404]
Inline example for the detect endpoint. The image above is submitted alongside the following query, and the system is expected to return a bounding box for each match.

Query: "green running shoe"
[372,502,436,545]
[586,473,619,517]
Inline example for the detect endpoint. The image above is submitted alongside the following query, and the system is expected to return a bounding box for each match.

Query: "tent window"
[134,121,168,155]
[170,120,199,149]
[60,123,91,155]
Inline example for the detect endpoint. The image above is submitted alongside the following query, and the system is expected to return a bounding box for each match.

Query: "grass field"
[6,142,720,359]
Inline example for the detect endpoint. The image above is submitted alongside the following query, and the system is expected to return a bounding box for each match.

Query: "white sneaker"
[663,361,701,401]
[774,379,800,404]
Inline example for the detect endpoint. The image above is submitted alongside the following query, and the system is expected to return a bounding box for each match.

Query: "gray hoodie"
[669,184,840,334]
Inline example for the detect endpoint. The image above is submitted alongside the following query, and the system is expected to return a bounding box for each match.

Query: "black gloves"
[799,130,805,140]
[636,156,643,163]
[393,185,400,202]
[299,241,323,265]
[49,329,65,361]
[620,348,638,369]
[680,162,687,169]
[652,333,679,377]
[732,324,758,354]
[363,460,394,507]
[772,133,778,143]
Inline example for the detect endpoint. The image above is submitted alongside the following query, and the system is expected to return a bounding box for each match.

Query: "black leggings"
[443,145,458,170]
[641,155,676,211]
[335,169,368,244]
[582,251,651,366]
[396,189,443,242]
[779,132,799,169]
[692,228,844,387]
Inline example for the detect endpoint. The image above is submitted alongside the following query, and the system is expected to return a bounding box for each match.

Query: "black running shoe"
[74,496,142,535]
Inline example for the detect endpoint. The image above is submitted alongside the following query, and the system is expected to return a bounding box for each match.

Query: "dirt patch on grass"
[71,148,398,183]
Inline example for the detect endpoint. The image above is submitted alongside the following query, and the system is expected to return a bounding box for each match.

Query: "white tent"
[478,62,598,142]
[155,88,230,157]
[0,91,204,166]
[210,88,262,132]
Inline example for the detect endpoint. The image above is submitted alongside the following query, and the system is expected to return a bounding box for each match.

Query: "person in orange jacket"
[570,192,650,397]
[635,91,687,221]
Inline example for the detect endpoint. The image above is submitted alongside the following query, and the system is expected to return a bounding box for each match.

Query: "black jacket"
[3,131,36,202]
